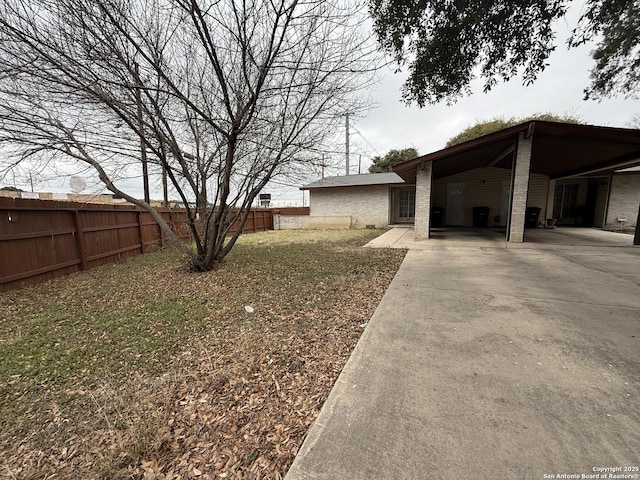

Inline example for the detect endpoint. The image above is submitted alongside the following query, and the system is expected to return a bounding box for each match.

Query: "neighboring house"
[296,173,409,229]
[299,121,640,241]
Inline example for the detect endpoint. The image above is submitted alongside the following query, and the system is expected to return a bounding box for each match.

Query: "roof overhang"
[394,121,640,183]
[300,182,404,191]
[300,173,405,190]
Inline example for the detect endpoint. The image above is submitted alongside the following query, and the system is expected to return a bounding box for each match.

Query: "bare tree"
[0,0,378,271]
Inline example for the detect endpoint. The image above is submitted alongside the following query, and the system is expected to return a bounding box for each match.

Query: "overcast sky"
[8,6,640,206]
[357,53,639,159]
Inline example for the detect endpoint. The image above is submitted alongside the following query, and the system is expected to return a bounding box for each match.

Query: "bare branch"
[0,0,380,271]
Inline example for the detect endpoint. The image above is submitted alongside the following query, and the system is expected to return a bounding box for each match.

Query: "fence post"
[138,211,146,254]
[159,212,165,247]
[72,210,88,271]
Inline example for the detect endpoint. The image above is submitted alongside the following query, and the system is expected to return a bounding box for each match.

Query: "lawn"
[0,229,406,479]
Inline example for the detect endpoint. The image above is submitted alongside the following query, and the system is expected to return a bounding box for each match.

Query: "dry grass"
[0,229,405,479]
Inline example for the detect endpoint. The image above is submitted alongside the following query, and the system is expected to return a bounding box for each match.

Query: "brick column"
[509,132,532,242]
[415,161,433,240]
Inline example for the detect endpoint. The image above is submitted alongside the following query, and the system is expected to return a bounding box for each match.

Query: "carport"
[366,225,636,249]
[393,121,640,244]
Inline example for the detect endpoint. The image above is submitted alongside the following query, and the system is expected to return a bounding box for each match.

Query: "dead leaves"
[0,236,405,480]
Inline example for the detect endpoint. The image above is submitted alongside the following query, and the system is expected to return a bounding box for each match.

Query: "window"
[399,189,415,219]
[553,183,579,219]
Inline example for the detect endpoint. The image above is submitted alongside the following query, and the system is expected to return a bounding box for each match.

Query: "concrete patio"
[365,225,636,249]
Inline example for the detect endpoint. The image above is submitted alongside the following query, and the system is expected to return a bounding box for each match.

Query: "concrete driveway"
[285,245,640,480]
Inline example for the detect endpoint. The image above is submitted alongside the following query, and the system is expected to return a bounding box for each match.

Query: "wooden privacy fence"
[0,197,191,292]
[228,208,273,234]
[0,198,274,292]
[272,207,310,216]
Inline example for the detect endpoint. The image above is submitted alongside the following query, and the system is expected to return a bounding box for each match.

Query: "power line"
[350,125,382,157]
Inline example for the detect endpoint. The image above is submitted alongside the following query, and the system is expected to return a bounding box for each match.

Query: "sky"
[6,5,640,207]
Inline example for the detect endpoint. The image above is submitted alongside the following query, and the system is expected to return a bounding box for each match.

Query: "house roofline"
[300,182,407,191]
[393,120,640,177]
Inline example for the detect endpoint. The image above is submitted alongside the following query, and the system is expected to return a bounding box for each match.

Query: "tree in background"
[369,148,418,173]
[0,0,378,271]
[446,113,583,147]
[369,0,640,106]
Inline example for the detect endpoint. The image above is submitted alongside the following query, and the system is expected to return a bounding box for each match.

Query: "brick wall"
[509,133,532,242]
[606,174,640,228]
[431,167,549,227]
[414,162,432,239]
[274,214,351,230]
[309,186,390,228]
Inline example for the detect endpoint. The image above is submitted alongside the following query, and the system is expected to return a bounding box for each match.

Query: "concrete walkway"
[285,240,640,480]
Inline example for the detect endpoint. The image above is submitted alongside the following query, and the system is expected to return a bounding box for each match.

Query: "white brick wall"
[528,173,550,222]
[309,186,390,228]
[509,133,532,242]
[606,174,640,228]
[431,167,549,226]
[414,162,432,239]
[275,214,351,230]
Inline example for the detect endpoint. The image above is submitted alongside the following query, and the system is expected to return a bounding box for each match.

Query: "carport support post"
[509,132,533,243]
[414,160,433,240]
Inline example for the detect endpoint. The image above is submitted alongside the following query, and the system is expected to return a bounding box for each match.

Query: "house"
[298,173,410,228]
[300,121,640,242]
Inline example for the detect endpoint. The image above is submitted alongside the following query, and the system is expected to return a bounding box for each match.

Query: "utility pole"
[358,154,362,175]
[134,63,150,204]
[345,113,350,176]
[162,166,168,207]
[321,153,325,178]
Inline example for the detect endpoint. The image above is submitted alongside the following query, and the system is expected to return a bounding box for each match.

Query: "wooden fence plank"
[137,211,146,254]
[73,210,88,271]
[1,259,81,284]
[81,222,140,233]
[86,244,142,262]
[0,228,76,241]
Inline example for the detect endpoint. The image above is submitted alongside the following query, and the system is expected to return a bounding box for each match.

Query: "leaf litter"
[0,230,405,479]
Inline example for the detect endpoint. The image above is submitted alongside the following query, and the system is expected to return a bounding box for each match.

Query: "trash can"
[472,206,490,228]
[526,207,541,228]
[431,206,445,227]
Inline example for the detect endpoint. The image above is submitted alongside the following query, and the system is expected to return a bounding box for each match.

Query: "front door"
[446,183,465,226]
[393,187,415,223]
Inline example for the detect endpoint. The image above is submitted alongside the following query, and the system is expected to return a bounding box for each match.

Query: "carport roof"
[393,121,640,183]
